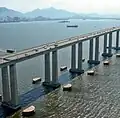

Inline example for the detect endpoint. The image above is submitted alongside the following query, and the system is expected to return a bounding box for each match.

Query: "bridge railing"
[55,26,119,44]
[1,26,120,59]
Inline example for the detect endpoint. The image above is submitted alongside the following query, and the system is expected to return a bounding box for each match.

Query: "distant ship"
[66,25,78,28]
[6,49,15,53]
[59,20,70,23]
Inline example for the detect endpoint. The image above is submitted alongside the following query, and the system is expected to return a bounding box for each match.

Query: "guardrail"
[0,26,120,64]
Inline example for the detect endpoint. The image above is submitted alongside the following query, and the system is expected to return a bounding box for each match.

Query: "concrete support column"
[103,34,107,54]
[113,30,120,50]
[108,32,113,57]
[51,50,60,88]
[89,39,93,61]
[69,43,84,74]
[1,66,11,102]
[77,42,84,74]
[9,64,19,106]
[88,38,95,64]
[116,31,119,49]
[52,50,58,83]
[88,37,100,65]
[95,36,99,61]
[102,33,108,57]
[78,42,82,70]
[71,44,76,70]
[44,53,50,83]
[69,44,76,73]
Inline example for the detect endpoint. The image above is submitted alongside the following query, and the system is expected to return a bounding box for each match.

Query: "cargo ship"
[59,20,70,23]
[66,25,78,28]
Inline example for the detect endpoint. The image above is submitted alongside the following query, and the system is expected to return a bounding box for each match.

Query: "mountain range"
[0,7,23,17]
[0,7,120,20]
[25,7,77,18]
[0,7,77,18]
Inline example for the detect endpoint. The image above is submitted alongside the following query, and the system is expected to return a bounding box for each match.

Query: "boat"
[59,20,70,23]
[116,54,120,57]
[87,70,95,75]
[22,105,35,117]
[60,66,67,71]
[63,84,72,91]
[67,25,78,28]
[6,49,15,53]
[103,60,110,65]
[32,77,41,84]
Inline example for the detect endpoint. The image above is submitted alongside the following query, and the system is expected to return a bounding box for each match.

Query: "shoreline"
[0,18,120,24]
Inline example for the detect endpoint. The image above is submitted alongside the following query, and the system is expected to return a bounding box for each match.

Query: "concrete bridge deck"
[0,26,119,67]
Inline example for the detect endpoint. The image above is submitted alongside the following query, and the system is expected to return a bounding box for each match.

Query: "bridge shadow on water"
[20,70,77,107]
[0,69,81,117]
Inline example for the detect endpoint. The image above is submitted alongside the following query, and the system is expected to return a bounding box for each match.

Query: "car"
[25,54,28,56]
[35,49,38,51]
[54,43,58,47]
[44,46,47,49]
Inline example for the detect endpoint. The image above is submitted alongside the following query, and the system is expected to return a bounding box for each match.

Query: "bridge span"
[0,26,120,113]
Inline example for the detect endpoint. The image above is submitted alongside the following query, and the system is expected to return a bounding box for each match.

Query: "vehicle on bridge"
[6,49,16,53]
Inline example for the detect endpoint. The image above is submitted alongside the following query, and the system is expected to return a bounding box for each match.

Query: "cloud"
[0,0,120,13]
[52,0,120,14]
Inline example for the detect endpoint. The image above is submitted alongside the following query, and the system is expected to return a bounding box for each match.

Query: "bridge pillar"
[107,32,113,57]
[1,66,11,103]
[9,64,19,106]
[42,52,51,86]
[116,31,119,49]
[88,37,100,65]
[95,37,100,63]
[69,42,84,74]
[77,42,84,74]
[88,38,93,63]
[102,33,108,57]
[114,30,120,50]
[69,44,76,72]
[51,50,60,88]
[1,64,21,114]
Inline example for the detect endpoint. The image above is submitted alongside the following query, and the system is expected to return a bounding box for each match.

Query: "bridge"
[0,26,120,113]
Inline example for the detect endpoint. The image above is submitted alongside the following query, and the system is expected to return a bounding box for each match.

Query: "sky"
[0,0,120,14]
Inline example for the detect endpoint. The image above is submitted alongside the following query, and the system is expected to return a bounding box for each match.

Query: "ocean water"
[22,55,120,118]
[1,19,120,117]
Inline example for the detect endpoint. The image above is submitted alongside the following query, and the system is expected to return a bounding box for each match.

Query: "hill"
[25,7,77,18]
[0,7,23,18]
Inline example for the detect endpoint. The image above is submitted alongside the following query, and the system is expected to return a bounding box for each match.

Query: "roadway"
[0,26,119,67]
